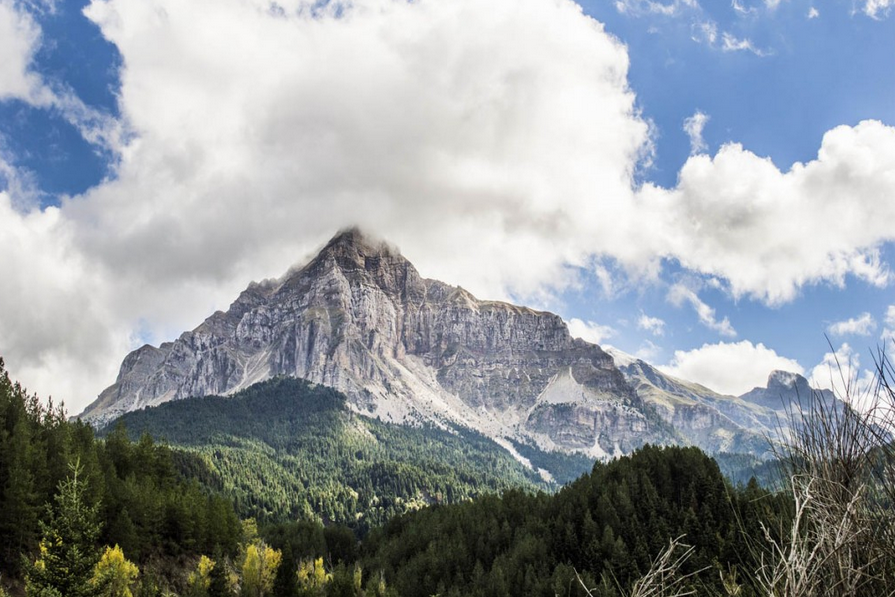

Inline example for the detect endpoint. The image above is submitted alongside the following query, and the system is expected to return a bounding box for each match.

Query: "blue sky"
[560,0,895,390]
[0,0,893,411]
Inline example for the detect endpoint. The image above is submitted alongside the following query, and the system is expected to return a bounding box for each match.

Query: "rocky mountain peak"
[767,370,804,390]
[317,227,400,262]
[277,226,425,302]
[78,228,671,460]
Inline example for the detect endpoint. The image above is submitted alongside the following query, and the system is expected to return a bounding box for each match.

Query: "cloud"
[567,318,616,345]
[637,312,666,336]
[691,19,718,44]
[660,340,803,395]
[864,0,893,19]
[882,305,895,344]
[3,0,652,412]
[731,0,757,16]
[827,312,876,337]
[667,283,737,337]
[808,343,875,404]
[683,110,710,154]
[635,339,662,362]
[0,189,131,407]
[638,120,895,305]
[721,32,767,56]
[0,0,46,102]
[3,0,895,416]
[0,1,121,152]
[614,0,699,16]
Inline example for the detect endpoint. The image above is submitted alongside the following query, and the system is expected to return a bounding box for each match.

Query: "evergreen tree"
[208,549,233,597]
[25,459,102,597]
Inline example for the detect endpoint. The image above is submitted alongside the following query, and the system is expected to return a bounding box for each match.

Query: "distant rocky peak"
[767,370,806,390]
[604,347,639,368]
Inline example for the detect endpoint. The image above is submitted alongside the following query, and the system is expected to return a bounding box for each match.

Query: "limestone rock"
[80,228,671,457]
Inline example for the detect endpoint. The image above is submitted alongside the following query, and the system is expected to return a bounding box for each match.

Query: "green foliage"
[361,445,779,597]
[108,377,572,531]
[713,452,784,489]
[0,358,243,593]
[0,358,61,574]
[507,440,594,485]
[25,459,103,597]
[0,357,814,596]
[208,548,235,597]
[296,557,331,596]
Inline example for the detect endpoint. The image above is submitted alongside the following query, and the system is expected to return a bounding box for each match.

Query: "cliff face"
[81,229,670,458]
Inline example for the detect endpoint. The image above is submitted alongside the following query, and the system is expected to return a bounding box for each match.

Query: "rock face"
[80,228,672,458]
[608,349,840,456]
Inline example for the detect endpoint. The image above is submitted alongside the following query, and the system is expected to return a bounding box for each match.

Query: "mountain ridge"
[81,227,837,462]
[81,228,670,460]
[605,346,839,455]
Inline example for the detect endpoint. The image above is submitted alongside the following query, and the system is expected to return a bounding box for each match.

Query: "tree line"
[2,352,894,596]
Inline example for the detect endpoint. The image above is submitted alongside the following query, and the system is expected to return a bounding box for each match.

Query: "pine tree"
[207,549,233,597]
[24,459,102,597]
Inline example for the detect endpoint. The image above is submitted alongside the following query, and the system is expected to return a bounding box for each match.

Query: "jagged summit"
[740,369,834,413]
[79,229,667,459]
[322,226,394,254]
[305,227,403,272]
[767,370,805,390]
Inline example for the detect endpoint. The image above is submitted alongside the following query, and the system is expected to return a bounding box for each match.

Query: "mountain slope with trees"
[104,376,593,531]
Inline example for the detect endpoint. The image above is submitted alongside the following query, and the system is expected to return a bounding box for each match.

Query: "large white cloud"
[2,0,895,415]
[0,190,132,406]
[75,0,650,294]
[3,0,651,411]
[659,340,804,395]
[639,120,895,305]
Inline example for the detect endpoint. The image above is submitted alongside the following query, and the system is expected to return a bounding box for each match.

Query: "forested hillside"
[358,444,786,597]
[0,358,242,595]
[106,377,593,530]
[3,355,893,597]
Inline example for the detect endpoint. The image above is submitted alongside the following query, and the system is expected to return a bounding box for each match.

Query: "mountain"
[607,348,772,455]
[607,348,839,456]
[81,228,673,459]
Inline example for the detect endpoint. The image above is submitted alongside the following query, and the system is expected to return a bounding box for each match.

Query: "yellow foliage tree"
[296,557,331,593]
[187,555,216,595]
[241,542,282,597]
[90,545,139,597]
